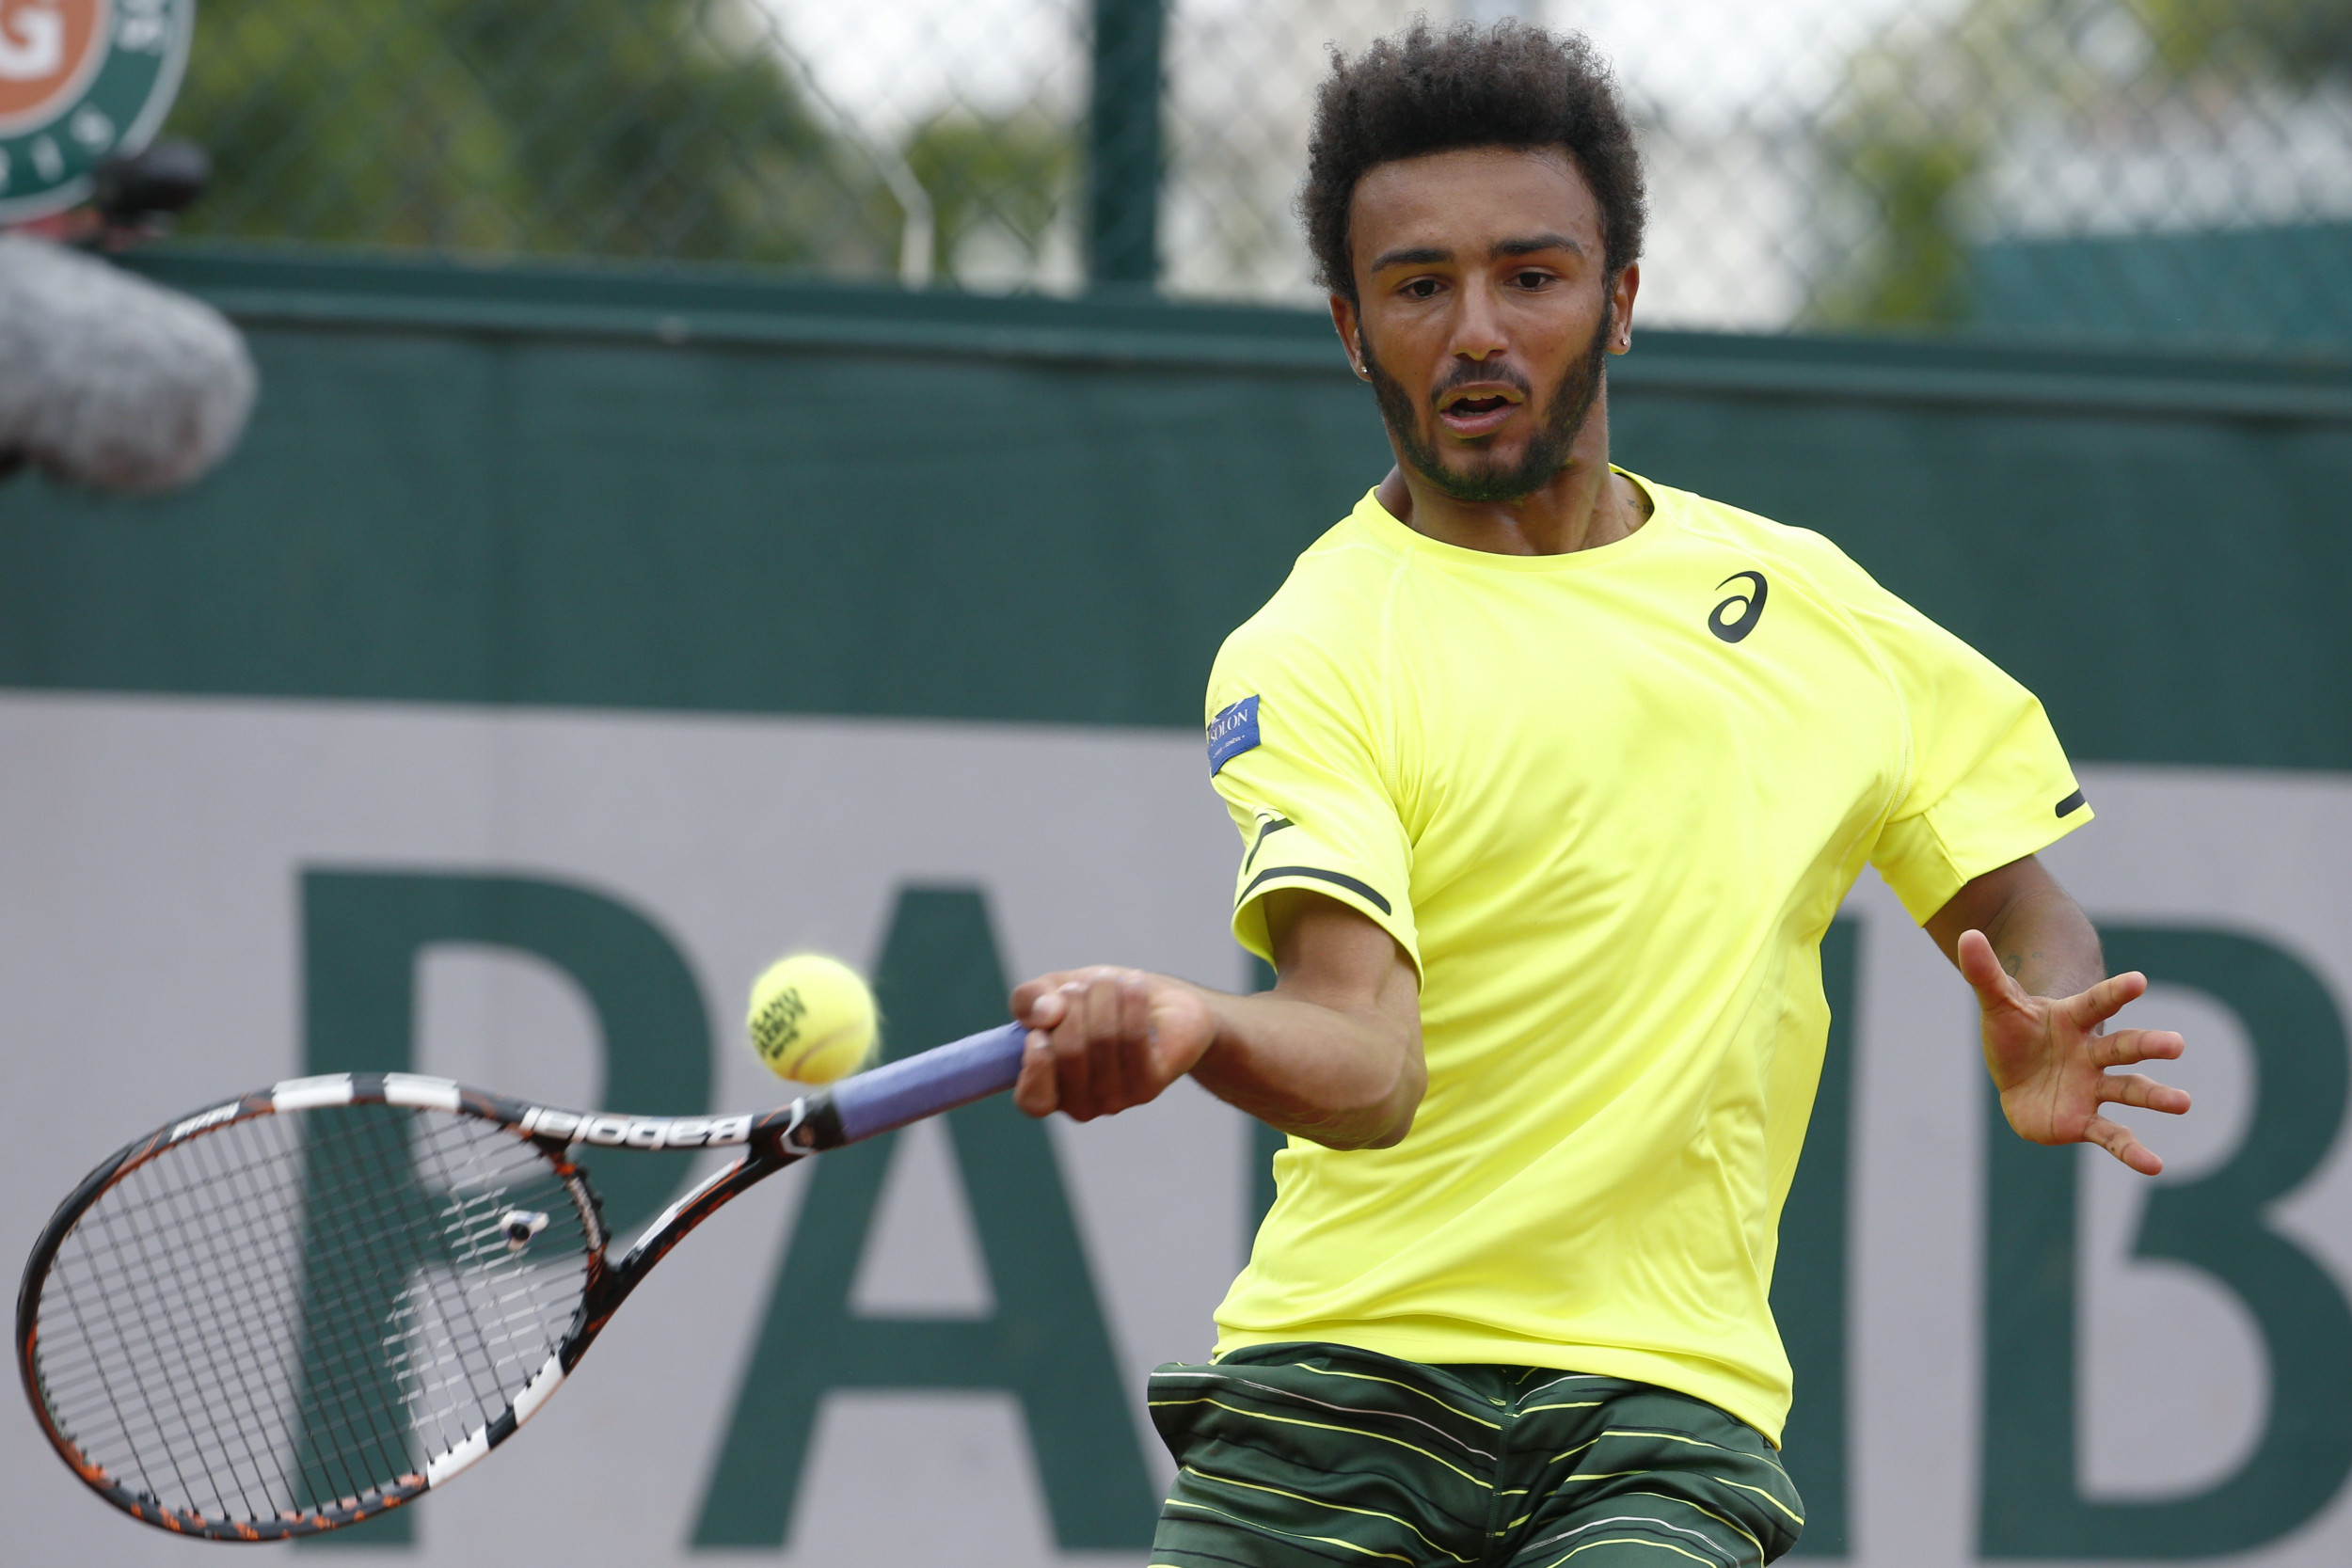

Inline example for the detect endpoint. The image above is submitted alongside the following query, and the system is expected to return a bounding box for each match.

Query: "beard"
[1361,302,1613,504]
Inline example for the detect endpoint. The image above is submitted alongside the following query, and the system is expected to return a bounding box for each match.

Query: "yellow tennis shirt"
[1205,473,2090,1441]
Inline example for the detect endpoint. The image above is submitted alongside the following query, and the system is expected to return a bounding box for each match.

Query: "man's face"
[1337,146,1633,503]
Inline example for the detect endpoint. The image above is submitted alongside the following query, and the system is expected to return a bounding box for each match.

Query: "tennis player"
[1010,20,2189,1566]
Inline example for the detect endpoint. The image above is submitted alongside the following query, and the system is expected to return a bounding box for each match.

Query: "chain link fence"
[151,0,2352,349]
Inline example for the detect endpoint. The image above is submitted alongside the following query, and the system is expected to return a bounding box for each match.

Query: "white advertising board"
[2,692,2346,1565]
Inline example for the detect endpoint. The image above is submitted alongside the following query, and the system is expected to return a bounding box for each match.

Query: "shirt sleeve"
[1204,624,1420,972]
[1855,588,2092,924]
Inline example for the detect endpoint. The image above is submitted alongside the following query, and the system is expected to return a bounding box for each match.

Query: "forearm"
[1009,893,1422,1143]
[1926,855,2105,1000]
[1980,887,2106,1000]
[1192,984,1424,1150]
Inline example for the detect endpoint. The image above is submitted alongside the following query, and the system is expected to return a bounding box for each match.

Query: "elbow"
[1350,1101,1419,1150]
[1357,1055,1425,1148]
[1306,1048,1424,1151]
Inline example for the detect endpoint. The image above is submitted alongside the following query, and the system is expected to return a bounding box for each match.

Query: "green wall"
[5,251,2350,1559]
[4,248,2348,769]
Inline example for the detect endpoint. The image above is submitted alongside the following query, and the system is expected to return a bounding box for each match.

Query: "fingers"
[1955,929,2025,1010]
[2083,1114,2164,1177]
[1010,967,1104,1118]
[2095,1069,2193,1117]
[1012,1026,1059,1118]
[2092,1026,2185,1069]
[2068,969,2149,1030]
[1114,972,1154,1108]
[1061,975,1122,1113]
[1010,967,1173,1123]
[1009,971,1082,1029]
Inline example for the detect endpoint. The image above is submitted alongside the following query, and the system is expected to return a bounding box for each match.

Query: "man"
[1009,21,2188,1567]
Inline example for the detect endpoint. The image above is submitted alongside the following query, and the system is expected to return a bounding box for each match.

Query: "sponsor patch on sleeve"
[1207,695,1262,776]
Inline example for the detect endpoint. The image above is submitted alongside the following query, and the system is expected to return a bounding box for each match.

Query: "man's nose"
[1448,278,1510,362]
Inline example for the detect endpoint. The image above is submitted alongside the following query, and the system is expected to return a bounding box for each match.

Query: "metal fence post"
[1088,0,1165,288]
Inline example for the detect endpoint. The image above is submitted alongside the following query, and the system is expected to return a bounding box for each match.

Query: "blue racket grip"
[825,1021,1029,1146]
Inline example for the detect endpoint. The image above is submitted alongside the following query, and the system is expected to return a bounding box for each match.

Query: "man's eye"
[1513,270,1552,289]
[1403,278,1440,299]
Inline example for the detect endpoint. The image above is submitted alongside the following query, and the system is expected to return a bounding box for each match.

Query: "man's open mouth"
[1436,386,1524,434]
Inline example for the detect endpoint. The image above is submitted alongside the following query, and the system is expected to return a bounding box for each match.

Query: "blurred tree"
[2133,0,2352,86]
[1806,0,2023,329]
[1809,115,1986,329]
[164,0,891,269]
[903,109,1074,285]
[1808,0,2352,331]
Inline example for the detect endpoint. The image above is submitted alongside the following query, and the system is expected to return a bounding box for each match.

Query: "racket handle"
[822,1022,1029,1146]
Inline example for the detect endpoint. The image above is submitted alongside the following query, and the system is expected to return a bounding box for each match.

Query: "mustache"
[1428,361,1533,406]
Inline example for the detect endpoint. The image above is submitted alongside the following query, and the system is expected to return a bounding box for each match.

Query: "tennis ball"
[746,953,879,1085]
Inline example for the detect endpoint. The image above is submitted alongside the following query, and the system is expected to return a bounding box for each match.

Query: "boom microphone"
[0,233,257,494]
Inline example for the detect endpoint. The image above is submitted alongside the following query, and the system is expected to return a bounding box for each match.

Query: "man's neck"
[1374,413,1648,557]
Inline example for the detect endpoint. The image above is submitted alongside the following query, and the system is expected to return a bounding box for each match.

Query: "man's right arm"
[1009,889,1424,1150]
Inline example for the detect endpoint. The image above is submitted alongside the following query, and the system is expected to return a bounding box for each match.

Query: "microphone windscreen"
[0,235,258,495]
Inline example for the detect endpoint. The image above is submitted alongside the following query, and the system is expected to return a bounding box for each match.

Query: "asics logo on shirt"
[1709,571,1769,643]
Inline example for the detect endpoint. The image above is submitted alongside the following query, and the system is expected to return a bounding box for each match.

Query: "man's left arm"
[1923,855,2192,1175]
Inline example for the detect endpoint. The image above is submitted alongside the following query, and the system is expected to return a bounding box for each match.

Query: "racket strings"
[33,1105,593,1526]
[281,1114,448,1511]
[162,1124,311,1492]
[47,1114,312,1521]
[321,1116,566,1468]
[40,1112,383,1521]
[186,1122,326,1486]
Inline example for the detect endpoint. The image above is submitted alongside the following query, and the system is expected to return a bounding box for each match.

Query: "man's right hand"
[1007,891,1423,1148]
[1011,968,1217,1122]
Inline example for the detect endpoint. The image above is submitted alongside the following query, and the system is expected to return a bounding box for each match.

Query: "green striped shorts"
[1147,1343,1804,1567]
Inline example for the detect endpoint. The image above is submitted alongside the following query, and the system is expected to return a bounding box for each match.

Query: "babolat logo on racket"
[518,1107,754,1148]
[167,1101,240,1142]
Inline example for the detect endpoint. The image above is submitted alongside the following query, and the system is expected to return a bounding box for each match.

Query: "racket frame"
[16,1022,1025,1542]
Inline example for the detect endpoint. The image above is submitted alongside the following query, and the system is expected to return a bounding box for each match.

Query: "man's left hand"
[1957,927,2191,1175]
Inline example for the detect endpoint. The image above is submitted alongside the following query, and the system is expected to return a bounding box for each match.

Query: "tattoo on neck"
[2002,952,2026,978]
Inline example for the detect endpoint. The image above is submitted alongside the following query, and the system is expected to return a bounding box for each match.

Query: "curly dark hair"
[1301,20,1646,300]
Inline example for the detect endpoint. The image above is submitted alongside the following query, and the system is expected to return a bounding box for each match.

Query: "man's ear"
[1608,262,1640,354]
[1328,293,1369,378]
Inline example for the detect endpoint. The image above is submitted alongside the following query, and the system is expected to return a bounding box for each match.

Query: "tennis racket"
[15,1020,1030,1541]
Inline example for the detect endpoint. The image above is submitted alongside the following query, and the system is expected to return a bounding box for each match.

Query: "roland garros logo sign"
[0,0,192,221]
